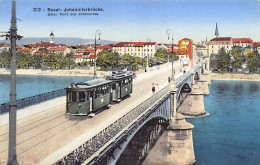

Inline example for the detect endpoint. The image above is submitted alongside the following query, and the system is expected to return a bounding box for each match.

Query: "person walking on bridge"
[152,84,155,94]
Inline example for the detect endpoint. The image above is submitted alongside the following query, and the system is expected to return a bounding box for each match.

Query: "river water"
[187,80,260,165]
[0,74,92,104]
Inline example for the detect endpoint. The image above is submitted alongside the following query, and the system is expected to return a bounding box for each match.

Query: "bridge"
[0,60,208,165]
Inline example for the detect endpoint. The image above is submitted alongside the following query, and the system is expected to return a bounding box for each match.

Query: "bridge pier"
[165,113,196,165]
[178,84,208,118]
[202,69,211,85]
[197,76,209,95]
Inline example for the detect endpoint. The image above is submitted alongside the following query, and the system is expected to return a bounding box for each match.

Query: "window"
[79,91,85,102]
[67,92,72,103]
[72,92,77,102]
[212,46,213,48]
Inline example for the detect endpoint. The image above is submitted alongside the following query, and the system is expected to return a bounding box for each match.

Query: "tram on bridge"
[66,71,133,115]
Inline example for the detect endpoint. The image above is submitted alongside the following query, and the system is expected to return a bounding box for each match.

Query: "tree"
[120,54,133,69]
[0,51,11,68]
[132,57,142,70]
[154,48,168,64]
[96,50,121,70]
[43,54,61,69]
[216,47,231,71]
[230,46,244,72]
[17,52,30,68]
[245,51,259,73]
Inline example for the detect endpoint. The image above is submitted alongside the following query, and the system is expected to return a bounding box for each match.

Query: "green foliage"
[245,51,259,73]
[17,52,31,68]
[0,51,11,68]
[215,48,231,71]
[230,47,244,72]
[43,53,61,69]
[154,48,168,64]
[96,50,120,69]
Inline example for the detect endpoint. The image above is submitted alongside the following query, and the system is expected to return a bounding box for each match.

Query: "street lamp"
[166,29,175,81]
[146,39,151,71]
[94,30,102,79]
[0,0,22,164]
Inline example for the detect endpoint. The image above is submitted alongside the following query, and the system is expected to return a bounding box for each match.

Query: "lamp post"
[0,0,22,164]
[166,29,175,81]
[94,30,102,79]
[146,39,151,71]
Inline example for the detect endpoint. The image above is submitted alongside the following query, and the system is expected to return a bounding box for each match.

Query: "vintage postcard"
[0,0,260,164]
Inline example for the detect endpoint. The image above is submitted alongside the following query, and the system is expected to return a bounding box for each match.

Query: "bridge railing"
[54,84,171,165]
[0,88,66,115]
[176,71,191,87]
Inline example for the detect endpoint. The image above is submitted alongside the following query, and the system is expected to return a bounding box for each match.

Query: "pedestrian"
[156,84,159,90]
[152,84,155,94]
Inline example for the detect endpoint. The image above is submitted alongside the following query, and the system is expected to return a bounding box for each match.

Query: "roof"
[107,71,133,80]
[253,42,260,48]
[68,78,111,89]
[88,55,96,59]
[48,47,68,51]
[97,45,113,50]
[210,37,232,41]
[232,38,253,44]
[114,42,156,47]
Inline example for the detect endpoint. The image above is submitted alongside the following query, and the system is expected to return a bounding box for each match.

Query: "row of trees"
[0,48,174,70]
[210,47,260,73]
[0,51,76,69]
[96,48,176,71]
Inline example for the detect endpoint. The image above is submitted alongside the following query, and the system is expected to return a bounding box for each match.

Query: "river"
[188,80,260,165]
[0,74,92,104]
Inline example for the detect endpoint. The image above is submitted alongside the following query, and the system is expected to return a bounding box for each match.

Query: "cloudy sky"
[0,0,260,43]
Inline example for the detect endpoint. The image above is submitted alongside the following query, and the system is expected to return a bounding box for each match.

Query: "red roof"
[210,37,232,41]
[48,47,67,51]
[114,42,156,47]
[232,38,253,44]
[253,42,260,48]
[88,55,97,59]
[97,45,113,50]
[35,42,60,48]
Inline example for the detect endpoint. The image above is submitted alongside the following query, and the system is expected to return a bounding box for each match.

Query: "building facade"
[112,42,159,58]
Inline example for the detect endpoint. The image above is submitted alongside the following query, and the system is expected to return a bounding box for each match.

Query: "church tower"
[215,22,219,38]
[49,31,54,43]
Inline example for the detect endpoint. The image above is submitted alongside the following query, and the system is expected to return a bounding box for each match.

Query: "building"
[50,31,54,43]
[253,42,260,54]
[209,37,232,54]
[48,46,72,56]
[112,42,159,58]
[232,38,253,48]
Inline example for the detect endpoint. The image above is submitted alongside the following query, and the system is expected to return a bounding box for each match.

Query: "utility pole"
[0,0,23,164]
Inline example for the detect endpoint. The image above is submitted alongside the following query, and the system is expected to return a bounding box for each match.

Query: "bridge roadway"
[0,62,190,164]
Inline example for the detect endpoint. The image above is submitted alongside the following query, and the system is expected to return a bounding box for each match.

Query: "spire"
[215,22,219,38]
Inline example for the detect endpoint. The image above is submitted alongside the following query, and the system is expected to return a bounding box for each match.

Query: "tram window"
[125,79,128,84]
[79,91,85,102]
[72,92,77,102]
[67,92,72,103]
[86,92,89,101]
[95,90,98,99]
[112,83,116,90]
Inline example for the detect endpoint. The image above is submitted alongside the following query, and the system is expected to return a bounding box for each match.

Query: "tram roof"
[68,78,110,89]
[107,70,133,80]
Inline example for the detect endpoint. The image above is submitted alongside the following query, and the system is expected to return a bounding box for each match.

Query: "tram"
[66,71,133,115]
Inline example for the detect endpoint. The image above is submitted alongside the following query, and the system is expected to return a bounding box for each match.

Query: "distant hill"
[0,37,119,46]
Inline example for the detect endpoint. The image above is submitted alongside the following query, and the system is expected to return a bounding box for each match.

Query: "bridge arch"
[93,94,171,165]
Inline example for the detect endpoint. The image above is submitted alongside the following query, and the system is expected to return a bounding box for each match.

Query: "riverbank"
[210,73,260,81]
[0,68,108,77]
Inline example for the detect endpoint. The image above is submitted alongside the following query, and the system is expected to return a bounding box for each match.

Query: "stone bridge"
[47,63,205,165]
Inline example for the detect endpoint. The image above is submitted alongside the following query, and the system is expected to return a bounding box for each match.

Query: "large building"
[112,42,159,58]
[209,37,253,54]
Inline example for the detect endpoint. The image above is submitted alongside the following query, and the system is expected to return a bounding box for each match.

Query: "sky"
[0,0,260,44]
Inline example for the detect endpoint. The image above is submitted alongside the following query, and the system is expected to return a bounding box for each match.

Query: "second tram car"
[66,71,133,115]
